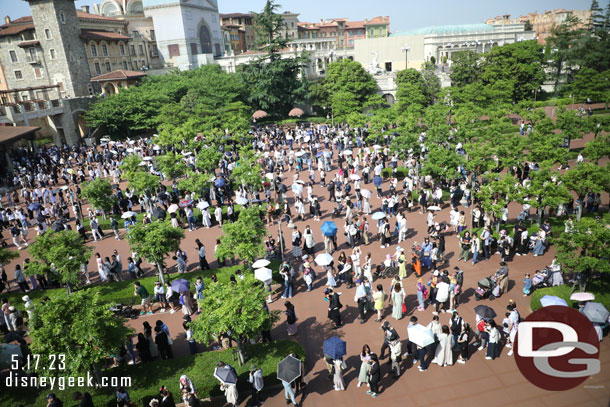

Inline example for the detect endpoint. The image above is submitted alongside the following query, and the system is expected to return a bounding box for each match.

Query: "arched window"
[199,24,212,54]
[102,2,120,16]
[128,1,143,14]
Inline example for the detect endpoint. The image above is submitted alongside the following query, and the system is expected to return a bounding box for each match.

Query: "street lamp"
[402,44,410,69]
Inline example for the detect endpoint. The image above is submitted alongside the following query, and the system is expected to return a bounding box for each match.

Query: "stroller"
[110,297,139,319]
[475,276,500,301]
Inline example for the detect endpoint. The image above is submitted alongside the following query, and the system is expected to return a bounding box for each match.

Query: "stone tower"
[25,0,91,98]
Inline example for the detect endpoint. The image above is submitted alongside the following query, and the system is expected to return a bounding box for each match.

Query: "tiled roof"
[0,23,34,37]
[365,16,390,25]
[346,21,365,28]
[0,125,40,145]
[80,30,131,41]
[90,70,147,82]
[220,13,254,18]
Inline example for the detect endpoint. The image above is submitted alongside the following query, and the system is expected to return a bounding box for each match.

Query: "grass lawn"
[1,261,281,309]
[0,339,304,407]
[530,275,610,311]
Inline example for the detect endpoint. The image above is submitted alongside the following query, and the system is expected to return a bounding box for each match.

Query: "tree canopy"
[215,206,266,265]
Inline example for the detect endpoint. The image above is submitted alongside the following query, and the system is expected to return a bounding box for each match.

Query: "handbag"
[402,302,407,314]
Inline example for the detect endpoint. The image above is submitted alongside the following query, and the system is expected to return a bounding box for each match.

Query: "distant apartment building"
[486,8,591,44]
[219,12,255,53]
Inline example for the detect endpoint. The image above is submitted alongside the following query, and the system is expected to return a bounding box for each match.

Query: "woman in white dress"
[363,252,374,282]
[214,206,223,227]
[362,198,371,214]
[201,207,212,228]
[95,253,107,282]
[326,265,337,287]
[433,325,454,367]
[333,359,346,391]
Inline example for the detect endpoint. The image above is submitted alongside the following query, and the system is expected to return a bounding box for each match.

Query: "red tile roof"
[346,21,365,28]
[365,16,390,25]
[0,23,34,37]
[90,70,147,82]
[80,30,131,41]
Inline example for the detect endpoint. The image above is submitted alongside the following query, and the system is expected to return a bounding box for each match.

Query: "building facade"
[142,0,225,70]
[219,12,255,52]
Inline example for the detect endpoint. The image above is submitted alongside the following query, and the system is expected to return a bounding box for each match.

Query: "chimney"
[4,16,11,24]
[82,5,90,14]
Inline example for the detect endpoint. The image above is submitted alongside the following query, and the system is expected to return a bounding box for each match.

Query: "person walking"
[366,355,380,398]
[390,283,405,320]
[111,217,121,240]
[457,231,471,262]
[195,239,210,270]
[357,344,371,388]
[354,279,369,323]
[379,321,400,359]
[332,358,346,391]
[486,320,500,360]
[14,265,29,292]
[154,325,173,360]
[248,365,264,406]
[134,281,153,315]
[372,284,385,322]
[326,288,343,329]
[281,378,298,406]
[389,339,402,379]
[284,301,298,336]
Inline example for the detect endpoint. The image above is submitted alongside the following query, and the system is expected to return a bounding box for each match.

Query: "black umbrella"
[50,221,65,232]
[214,366,237,385]
[152,208,166,220]
[474,305,497,321]
[277,355,302,384]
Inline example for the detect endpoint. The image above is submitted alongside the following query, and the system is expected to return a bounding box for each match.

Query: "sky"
[0,0,602,32]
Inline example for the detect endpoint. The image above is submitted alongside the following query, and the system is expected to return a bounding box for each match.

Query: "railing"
[25,55,40,64]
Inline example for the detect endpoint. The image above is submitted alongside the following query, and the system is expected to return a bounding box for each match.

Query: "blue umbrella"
[320,221,338,237]
[215,177,226,188]
[27,202,41,211]
[171,278,190,294]
[323,336,346,359]
[540,295,568,307]
[373,176,382,187]
[316,151,324,158]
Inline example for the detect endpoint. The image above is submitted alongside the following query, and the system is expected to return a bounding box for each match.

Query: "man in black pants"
[379,321,399,359]
[354,280,368,323]
[326,288,342,329]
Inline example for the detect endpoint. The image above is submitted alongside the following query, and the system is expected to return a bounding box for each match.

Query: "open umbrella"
[316,151,324,158]
[295,151,305,157]
[407,324,435,347]
[373,176,382,187]
[540,295,568,307]
[320,221,338,237]
[474,305,497,320]
[167,204,179,213]
[142,157,154,161]
[371,212,386,220]
[360,189,372,199]
[583,302,609,324]
[179,199,193,208]
[570,292,595,302]
[252,259,271,268]
[215,178,226,188]
[254,267,273,282]
[235,197,248,205]
[342,150,353,156]
[265,173,274,180]
[349,174,361,181]
[121,211,138,219]
[152,145,161,151]
[214,366,238,385]
[171,278,190,294]
[315,253,333,266]
[196,201,210,210]
[304,135,311,143]
[373,144,382,150]
[252,110,268,120]
[27,202,41,211]
[288,108,304,118]
[323,336,346,359]
[427,206,442,211]
[277,355,302,383]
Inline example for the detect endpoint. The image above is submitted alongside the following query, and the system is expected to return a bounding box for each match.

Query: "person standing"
[248,365,264,406]
[285,301,298,336]
[390,283,405,320]
[357,344,371,388]
[366,355,380,398]
[281,378,298,406]
[389,339,402,378]
[432,325,454,367]
[333,359,346,391]
[354,279,369,323]
[195,239,210,270]
[434,278,450,314]
[326,288,343,329]
[14,265,29,292]
[379,321,399,359]
[134,281,153,315]
[485,320,500,360]
[111,217,121,240]
[154,325,173,360]
[372,284,385,322]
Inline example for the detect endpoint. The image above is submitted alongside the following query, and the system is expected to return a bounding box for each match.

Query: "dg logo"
[515,305,601,391]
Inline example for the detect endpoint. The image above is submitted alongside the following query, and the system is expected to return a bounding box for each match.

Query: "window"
[150,30,155,40]
[58,11,65,24]
[190,43,198,55]
[151,45,158,56]
[105,61,111,72]
[138,45,144,56]
[122,60,128,70]
[94,62,101,75]
[9,50,17,62]
[90,44,97,56]
[101,44,108,56]
[14,70,23,80]
[385,62,392,72]
[28,48,36,60]
[133,60,138,70]
[130,45,136,56]
[132,30,138,36]
[34,67,43,79]
[119,44,125,56]
[168,44,180,57]
[199,25,212,54]
[44,29,51,39]
[49,48,56,59]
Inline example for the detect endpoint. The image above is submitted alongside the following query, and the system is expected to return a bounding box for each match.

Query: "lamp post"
[402,44,410,69]
[278,215,296,261]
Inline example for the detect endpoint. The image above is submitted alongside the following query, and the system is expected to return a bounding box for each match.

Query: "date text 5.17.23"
[11,354,66,371]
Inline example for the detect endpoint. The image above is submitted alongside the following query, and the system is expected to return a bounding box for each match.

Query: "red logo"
[514,305,600,391]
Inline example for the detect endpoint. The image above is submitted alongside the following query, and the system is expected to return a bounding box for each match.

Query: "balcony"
[0,98,64,125]
[25,55,41,64]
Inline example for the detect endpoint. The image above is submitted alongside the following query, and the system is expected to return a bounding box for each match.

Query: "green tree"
[27,230,92,293]
[215,206,266,268]
[191,275,280,365]
[195,148,223,174]
[545,13,585,90]
[155,151,187,180]
[450,50,481,87]
[80,178,116,218]
[127,220,184,285]
[563,162,610,219]
[0,246,19,266]
[555,213,610,289]
[421,144,464,182]
[566,68,610,102]
[179,170,213,199]
[395,68,427,110]
[119,154,143,179]
[583,133,610,164]
[230,157,263,202]
[127,171,160,198]
[28,291,133,379]
[523,168,571,224]
[476,174,523,232]
[323,59,380,121]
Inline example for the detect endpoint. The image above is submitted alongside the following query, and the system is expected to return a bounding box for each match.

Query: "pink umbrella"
[252,110,268,120]
[288,108,304,117]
